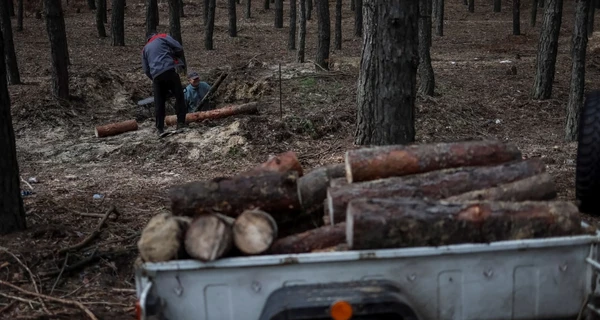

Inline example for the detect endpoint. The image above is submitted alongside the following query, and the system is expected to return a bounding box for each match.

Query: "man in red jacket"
[142,33,187,136]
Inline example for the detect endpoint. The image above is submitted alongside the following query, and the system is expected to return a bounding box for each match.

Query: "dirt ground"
[0,0,598,318]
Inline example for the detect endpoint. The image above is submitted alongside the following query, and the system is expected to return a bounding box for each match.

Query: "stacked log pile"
[137,140,595,264]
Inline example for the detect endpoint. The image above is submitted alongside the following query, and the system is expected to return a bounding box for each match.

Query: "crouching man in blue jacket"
[184,71,212,113]
[142,33,187,136]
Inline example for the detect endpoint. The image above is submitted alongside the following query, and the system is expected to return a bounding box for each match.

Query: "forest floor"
[1,0,599,318]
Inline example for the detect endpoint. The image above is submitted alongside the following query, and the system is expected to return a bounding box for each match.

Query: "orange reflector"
[330,300,353,320]
[135,301,141,320]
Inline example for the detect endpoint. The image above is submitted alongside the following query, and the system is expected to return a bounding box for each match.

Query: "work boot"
[176,122,187,130]
[157,128,164,137]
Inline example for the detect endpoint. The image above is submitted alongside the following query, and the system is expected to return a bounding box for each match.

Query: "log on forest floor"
[165,102,259,126]
[95,119,138,138]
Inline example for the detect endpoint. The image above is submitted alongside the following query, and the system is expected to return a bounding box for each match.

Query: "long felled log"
[297,163,345,216]
[346,198,587,250]
[184,214,234,261]
[328,159,545,224]
[345,140,522,183]
[268,222,346,254]
[165,102,259,126]
[95,119,138,138]
[242,151,304,177]
[445,173,557,202]
[233,209,278,255]
[169,171,301,221]
[137,213,192,262]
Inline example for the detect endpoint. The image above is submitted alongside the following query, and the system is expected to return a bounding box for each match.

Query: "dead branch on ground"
[58,206,119,255]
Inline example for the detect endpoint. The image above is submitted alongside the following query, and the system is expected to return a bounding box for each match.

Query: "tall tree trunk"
[87,0,96,9]
[588,0,595,35]
[355,0,418,145]
[275,0,283,28]
[531,0,563,100]
[96,0,107,37]
[204,0,209,24]
[264,0,269,10]
[351,0,354,11]
[146,0,158,36]
[205,0,215,49]
[566,0,590,141]
[315,0,330,70]
[468,0,474,12]
[494,0,501,12]
[245,0,250,18]
[289,0,296,49]
[16,0,22,31]
[0,31,25,235]
[229,0,237,36]
[297,0,306,62]
[307,0,312,20]
[513,0,521,35]
[7,0,13,16]
[531,0,539,26]
[0,0,20,84]
[354,0,362,36]
[169,0,185,73]
[102,0,107,22]
[334,0,341,50]
[180,0,184,17]
[540,0,545,7]
[111,0,125,46]
[418,0,435,96]
[44,0,69,99]
[435,0,444,36]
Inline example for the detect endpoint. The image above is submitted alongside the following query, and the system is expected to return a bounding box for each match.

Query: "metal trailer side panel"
[136,235,600,320]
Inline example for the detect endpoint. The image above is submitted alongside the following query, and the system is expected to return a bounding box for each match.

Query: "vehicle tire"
[576,90,600,214]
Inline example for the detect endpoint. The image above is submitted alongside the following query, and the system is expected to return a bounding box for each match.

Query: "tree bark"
[315,0,330,70]
[204,0,209,24]
[0,30,25,235]
[307,0,312,20]
[7,0,13,16]
[111,0,125,46]
[169,0,185,73]
[16,0,22,31]
[494,0,501,12]
[87,0,96,10]
[289,0,296,49]
[164,102,259,126]
[264,0,269,10]
[102,0,107,22]
[205,0,216,49]
[180,0,184,17]
[96,0,107,37]
[354,0,362,37]
[245,0,250,18]
[328,159,546,224]
[95,119,139,138]
[297,0,306,62]
[275,0,283,28]
[418,0,435,96]
[44,0,69,99]
[0,0,20,84]
[468,0,474,12]
[531,0,538,27]
[146,0,158,36]
[566,0,590,141]
[346,198,585,250]
[268,222,346,254]
[435,0,444,36]
[184,214,233,261]
[351,0,354,11]
[588,0,595,35]
[297,163,346,216]
[233,209,278,255]
[334,0,341,50]
[513,0,521,35]
[169,171,302,220]
[345,140,522,183]
[531,0,563,100]
[444,173,557,202]
[138,213,191,262]
[229,0,237,37]
[355,0,418,146]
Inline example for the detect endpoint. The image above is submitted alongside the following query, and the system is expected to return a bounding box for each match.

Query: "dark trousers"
[153,69,186,131]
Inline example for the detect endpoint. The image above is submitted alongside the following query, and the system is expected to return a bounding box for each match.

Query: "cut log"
[169,171,301,221]
[328,159,545,224]
[445,173,557,202]
[94,119,138,138]
[346,198,587,250]
[184,214,234,261]
[268,222,346,254]
[297,163,345,216]
[165,102,259,126]
[242,151,304,177]
[233,209,278,255]
[345,140,522,183]
[311,243,349,253]
[137,213,192,262]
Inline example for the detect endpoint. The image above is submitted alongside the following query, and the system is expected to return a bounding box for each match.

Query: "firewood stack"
[137,140,596,264]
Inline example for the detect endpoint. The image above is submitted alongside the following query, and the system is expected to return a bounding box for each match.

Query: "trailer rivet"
[560,264,568,272]
[407,274,416,282]
[484,269,493,277]
[252,281,261,292]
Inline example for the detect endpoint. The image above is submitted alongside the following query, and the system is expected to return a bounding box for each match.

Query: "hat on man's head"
[187,71,200,80]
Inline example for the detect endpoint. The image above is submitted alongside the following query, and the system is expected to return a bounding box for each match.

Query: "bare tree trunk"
[351,0,354,11]
[418,0,435,96]
[297,0,306,62]
[205,0,216,49]
[532,0,563,100]
[264,0,269,10]
[334,0,341,50]
[275,0,283,28]
[180,0,184,17]
[494,0,501,12]
[146,0,158,36]
[7,0,13,16]
[468,0,474,12]
[0,0,20,84]
[16,0,22,31]
[354,0,362,36]
[96,0,107,37]
[87,0,96,9]
[513,0,521,35]
[0,30,25,235]
[229,0,237,36]
[204,0,209,24]
[289,0,296,49]
[355,0,418,145]
[566,0,590,141]
[44,0,69,99]
[111,0,125,46]
[531,0,538,26]
[245,0,250,18]
[588,0,595,35]
[102,0,107,22]
[307,0,312,20]
[315,0,330,70]
[435,0,444,36]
